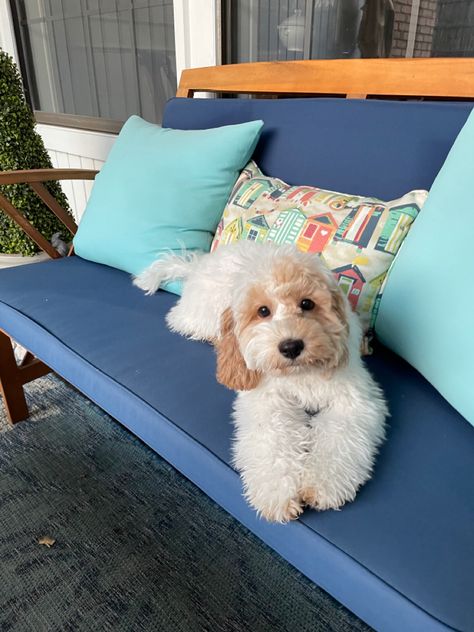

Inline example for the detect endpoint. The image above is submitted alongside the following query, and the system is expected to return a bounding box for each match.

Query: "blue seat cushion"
[0,256,472,632]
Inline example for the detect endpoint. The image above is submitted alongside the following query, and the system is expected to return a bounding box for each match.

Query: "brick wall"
[390,0,439,57]
[391,0,438,57]
[415,0,439,55]
[391,0,411,56]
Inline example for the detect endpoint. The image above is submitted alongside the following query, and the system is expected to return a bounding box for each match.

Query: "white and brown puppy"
[134,242,388,523]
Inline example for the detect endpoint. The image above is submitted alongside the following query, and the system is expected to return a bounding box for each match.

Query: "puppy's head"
[215,245,350,390]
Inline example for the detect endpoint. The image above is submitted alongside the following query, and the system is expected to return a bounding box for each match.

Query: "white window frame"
[0,1,20,65]
[173,0,220,80]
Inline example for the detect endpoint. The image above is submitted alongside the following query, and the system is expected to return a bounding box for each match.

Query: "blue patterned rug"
[0,374,371,631]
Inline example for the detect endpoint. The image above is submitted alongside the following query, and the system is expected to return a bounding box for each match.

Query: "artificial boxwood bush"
[0,49,72,255]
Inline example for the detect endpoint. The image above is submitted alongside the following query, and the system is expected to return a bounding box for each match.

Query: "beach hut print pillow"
[211,161,428,333]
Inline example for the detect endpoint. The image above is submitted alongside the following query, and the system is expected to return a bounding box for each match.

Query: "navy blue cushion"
[0,256,473,631]
[164,97,473,201]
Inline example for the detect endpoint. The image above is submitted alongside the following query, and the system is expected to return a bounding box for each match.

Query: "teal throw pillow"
[376,108,474,426]
[73,115,263,293]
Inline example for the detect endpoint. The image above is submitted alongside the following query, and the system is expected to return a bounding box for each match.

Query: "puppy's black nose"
[278,338,305,359]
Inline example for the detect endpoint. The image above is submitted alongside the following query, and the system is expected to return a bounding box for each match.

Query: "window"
[222,0,474,62]
[248,228,259,240]
[433,1,474,56]
[11,0,176,129]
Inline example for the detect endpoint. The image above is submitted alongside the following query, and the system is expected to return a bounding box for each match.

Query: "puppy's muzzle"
[278,338,305,360]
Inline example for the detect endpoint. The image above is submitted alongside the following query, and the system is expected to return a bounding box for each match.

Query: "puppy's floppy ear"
[330,285,349,329]
[328,285,350,369]
[215,308,261,391]
[313,280,350,374]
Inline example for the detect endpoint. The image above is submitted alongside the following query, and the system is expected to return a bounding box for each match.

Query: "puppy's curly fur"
[134,242,388,523]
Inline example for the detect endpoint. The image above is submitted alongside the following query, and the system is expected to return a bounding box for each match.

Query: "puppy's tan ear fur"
[329,286,350,369]
[330,286,349,328]
[216,308,261,391]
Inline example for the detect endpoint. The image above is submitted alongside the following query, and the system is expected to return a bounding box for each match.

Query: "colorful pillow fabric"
[376,109,474,426]
[211,162,427,332]
[73,115,263,294]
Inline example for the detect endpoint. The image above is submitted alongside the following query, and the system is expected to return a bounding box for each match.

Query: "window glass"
[13,0,176,123]
[223,0,473,62]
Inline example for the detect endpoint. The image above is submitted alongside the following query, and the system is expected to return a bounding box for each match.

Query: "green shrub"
[0,49,72,255]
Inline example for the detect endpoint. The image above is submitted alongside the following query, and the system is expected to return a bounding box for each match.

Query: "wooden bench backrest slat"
[176,59,474,100]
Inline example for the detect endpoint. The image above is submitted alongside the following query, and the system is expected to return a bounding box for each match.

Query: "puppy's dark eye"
[257,306,271,318]
[300,298,315,311]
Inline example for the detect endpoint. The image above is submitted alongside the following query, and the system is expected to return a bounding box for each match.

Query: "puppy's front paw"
[300,486,320,508]
[257,497,303,523]
[239,469,304,523]
[300,485,355,511]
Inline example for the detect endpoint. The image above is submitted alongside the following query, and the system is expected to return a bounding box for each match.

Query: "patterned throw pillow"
[211,161,427,333]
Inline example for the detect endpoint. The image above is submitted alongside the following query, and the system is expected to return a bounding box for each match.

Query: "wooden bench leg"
[0,330,29,424]
[0,331,52,425]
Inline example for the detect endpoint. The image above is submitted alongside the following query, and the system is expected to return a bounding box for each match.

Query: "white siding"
[37,124,116,221]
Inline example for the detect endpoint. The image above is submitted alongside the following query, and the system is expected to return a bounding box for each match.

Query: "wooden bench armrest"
[0,168,98,185]
[0,168,99,258]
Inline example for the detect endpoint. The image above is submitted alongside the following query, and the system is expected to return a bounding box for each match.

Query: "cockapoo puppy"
[134,242,388,523]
